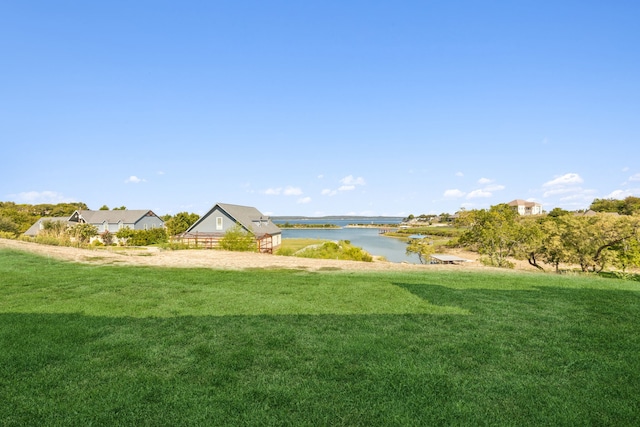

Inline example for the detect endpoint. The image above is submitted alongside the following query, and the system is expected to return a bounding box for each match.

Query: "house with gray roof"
[176,203,281,253]
[24,217,74,237]
[25,209,165,241]
[68,209,165,233]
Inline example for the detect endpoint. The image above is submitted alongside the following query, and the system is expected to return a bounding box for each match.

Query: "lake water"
[273,218,421,264]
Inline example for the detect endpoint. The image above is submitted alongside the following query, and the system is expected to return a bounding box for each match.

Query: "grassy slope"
[1,248,639,426]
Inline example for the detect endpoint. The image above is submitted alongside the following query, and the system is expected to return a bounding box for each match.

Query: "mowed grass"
[1,249,640,426]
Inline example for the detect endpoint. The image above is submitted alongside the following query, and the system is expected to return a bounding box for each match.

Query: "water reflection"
[281,227,420,264]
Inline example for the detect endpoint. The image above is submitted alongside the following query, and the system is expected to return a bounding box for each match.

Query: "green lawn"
[1,248,640,426]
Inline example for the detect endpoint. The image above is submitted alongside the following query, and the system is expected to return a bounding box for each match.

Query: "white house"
[507,199,543,215]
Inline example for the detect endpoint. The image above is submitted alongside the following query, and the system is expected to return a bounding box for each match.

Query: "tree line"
[456,199,640,273]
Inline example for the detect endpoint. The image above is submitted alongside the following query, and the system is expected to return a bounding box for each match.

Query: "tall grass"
[1,248,639,425]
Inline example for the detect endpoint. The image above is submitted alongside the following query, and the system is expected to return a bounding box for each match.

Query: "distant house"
[175,203,281,253]
[24,217,74,237]
[508,199,543,216]
[24,209,165,240]
[68,209,165,233]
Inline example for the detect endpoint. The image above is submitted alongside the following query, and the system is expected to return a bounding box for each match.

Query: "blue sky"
[1,1,639,217]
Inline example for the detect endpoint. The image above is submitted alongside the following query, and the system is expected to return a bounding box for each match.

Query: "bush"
[478,256,514,269]
[158,242,191,251]
[34,235,66,246]
[219,225,256,252]
[101,230,114,246]
[275,247,296,256]
[126,228,168,246]
[295,240,372,262]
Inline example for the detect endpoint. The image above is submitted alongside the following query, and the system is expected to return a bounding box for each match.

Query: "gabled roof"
[508,199,541,207]
[188,203,281,237]
[23,217,72,236]
[71,210,163,224]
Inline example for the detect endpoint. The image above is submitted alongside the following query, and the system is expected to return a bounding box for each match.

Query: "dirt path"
[0,238,509,272]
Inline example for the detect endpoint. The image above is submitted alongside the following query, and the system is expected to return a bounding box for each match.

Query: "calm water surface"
[275,219,420,264]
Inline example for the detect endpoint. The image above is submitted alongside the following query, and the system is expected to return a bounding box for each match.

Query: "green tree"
[547,207,570,218]
[538,215,573,273]
[621,197,640,215]
[0,216,19,236]
[458,204,525,268]
[115,227,135,246]
[513,216,546,271]
[99,205,109,210]
[559,214,640,272]
[165,212,200,236]
[590,196,640,215]
[219,224,256,252]
[612,234,640,272]
[405,237,435,264]
[69,223,98,244]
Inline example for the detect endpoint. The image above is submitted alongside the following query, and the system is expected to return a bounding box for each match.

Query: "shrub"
[0,216,19,236]
[219,225,256,252]
[101,230,114,246]
[275,247,296,256]
[478,256,514,269]
[126,228,168,246]
[295,240,372,262]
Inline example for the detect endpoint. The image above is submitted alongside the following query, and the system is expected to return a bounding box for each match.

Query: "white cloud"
[478,177,493,185]
[11,190,76,204]
[543,187,576,198]
[297,197,312,204]
[467,189,492,199]
[320,175,366,196]
[629,173,640,182]
[605,189,637,199]
[340,175,366,186]
[264,186,303,196]
[484,184,505,192]
[125,175,145,184]
[543,173,583,187]
[541,173,593,204]
[283,186,303,196]
[455,172,464,177]
[444,189,465,198]
[559,193,592,202]
[264,187,282,195]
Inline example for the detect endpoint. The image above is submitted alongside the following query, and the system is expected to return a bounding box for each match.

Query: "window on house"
[216,217,223,230]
